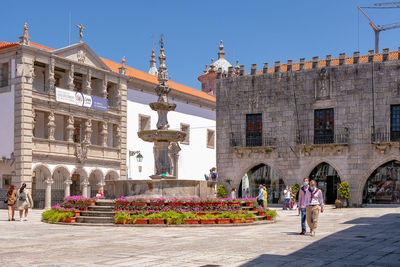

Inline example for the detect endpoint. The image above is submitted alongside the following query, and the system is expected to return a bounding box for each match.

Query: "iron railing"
[297,129,349,145]
[230,133,277,147]
[371,128,400,143]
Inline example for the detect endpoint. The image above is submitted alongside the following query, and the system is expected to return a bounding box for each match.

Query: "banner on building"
[55,87,108,111]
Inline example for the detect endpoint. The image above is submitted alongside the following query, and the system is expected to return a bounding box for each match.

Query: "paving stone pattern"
[0,207,399,266]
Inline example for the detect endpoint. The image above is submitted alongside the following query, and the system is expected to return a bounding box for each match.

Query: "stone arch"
[359,155,400,204]
[233,160,288,191]
[302,158,346,183]
[307,161,342,204]
[235,161,287,204]
[105,170,119,181]
[88,169,104,197]
[32,164,52,209]
[70,167,88,196]
[51,165,70,205]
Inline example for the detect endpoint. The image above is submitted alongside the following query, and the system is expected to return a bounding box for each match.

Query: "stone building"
[216,48,400,206]
[0,25,216,208]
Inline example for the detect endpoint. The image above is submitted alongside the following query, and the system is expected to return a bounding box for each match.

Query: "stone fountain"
[105,39,216,199]
[137,38,186,179]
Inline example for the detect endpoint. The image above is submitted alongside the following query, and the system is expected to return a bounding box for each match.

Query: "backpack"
[19,191,26,201]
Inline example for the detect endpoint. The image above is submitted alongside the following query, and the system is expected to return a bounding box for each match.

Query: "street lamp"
[128,150,143,179]
[136,152,143,162]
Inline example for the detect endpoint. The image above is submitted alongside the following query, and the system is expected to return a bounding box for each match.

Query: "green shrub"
[266,210,277,218]
[338,181,350,199]
[114,211,130,224]
[217,185,227,198]
[291,184,300,203]
[130,213,146,223]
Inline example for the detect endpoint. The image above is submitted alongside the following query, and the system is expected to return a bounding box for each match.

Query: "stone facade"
[216,49,400,206]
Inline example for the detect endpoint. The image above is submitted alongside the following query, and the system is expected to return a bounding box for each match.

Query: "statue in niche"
[316,68,330,99]
[47,111,56,140]
[77,50,86,63]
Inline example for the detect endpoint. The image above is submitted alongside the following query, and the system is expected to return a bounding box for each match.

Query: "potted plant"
[185,198,201,207]
[335,199,342,209]
[230,213,244,223]
[244,197,256,207]
[132,198,147,208]
[165,211,186,225]
[198,214,216,224]
[266,210,277,221]
[217,185,227,198]
[338,182,350,207]
[115,211,130,224]
[131,213,147,224]
[150,198,165,207]
[216,212,231,224]
[245,213,256,223]
[63,211,76,223]
[147,212,165,224]
[184,212,199,224]
[168,198,184,207]
[258,207,267,216]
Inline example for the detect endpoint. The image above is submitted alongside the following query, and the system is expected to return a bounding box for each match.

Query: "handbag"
[4,199,7,204]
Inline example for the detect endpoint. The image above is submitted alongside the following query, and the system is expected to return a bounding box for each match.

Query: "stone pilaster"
[81,179,89,198]
[44,178,53,209]
[101,75,108,99]
[118,78,128,180]
[47,57,55,95]
[64,179,72,198]
[14,52,34,190]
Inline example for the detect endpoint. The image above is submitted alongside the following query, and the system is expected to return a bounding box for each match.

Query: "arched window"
[363,160,400,204]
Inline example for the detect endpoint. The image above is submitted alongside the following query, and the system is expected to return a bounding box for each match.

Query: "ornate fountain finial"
[148,49,158,76]
[209,57,215,73]
[218,40,225,59]
[155,35,170,102]
[204,64,208,74]
[20,22,30,45]
[119,56,126,75]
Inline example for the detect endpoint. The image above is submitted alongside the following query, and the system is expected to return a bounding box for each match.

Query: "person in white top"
[283,185,292,210]
[305,180,324,236]
[230,188,236,199]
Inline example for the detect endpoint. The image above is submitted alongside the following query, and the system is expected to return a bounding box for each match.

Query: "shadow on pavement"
[240,213,400,267]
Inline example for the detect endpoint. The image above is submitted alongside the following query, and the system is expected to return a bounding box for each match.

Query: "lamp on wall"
[128,150,143,179]
[136,152,143,163]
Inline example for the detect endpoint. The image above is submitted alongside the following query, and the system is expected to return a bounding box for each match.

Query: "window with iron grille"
[246,114,262,147]
[314,109,334,144]
[391,105,400,141]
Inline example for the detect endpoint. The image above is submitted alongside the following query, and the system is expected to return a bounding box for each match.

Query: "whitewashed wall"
[126,89,216,180]
[0,87,14,158]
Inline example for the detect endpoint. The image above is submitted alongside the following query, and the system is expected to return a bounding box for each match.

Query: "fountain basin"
[150,102,176,111]
[138,130,186,143]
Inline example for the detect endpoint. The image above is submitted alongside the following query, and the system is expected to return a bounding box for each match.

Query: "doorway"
[309,163,341,204]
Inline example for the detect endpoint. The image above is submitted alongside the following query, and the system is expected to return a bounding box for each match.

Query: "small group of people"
[5,183,33,222]
[204,167,218,181]
[256,184,268,207]
[297,177,324,236]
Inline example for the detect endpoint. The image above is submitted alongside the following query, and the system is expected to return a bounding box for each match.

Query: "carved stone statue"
[114,125,121,148]
[66,115,75,142]
[77,50,86,63]
[67,64,75,90]
[316,68,330,99]
[76,24,85,43]
[84,119,92,144]
[20,23,30,45]
[102,75,108,99]
[100,122,108,146]
[32,109,37,136]
[48,57,56,93]
[47,111,56,140]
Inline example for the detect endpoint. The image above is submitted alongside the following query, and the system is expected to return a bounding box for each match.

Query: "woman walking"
[16,183,33,222]
[6,184,17,221]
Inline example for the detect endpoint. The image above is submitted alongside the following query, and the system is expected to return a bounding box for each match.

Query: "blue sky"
[2,0,400,90]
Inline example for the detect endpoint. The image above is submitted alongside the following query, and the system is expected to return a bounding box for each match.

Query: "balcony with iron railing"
[230,133,278,148]
[371,128,400,143]
[296,128,349,146]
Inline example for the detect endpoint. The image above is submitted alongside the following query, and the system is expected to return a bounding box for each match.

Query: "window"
[180,123,190,144]
[314,108,334,144]
[391,105,400,141]
[246,114,262,147]
[0,62,9,88]
[2,175,11,187]
[207,129,215,149]
[139,114,151,131]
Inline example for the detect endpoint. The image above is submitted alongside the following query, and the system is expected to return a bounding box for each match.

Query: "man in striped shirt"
[305,179,324,236]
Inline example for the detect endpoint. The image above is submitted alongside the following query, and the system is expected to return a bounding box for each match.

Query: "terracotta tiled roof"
[0,40,215,103]
[101,57,216,102]
[256,51,399,74]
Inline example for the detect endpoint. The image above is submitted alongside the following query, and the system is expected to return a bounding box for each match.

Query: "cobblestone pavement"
[0,207,399,267]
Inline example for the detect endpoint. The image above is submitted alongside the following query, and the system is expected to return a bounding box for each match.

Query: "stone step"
[80,211,115,217]
[88,206,114,212]
[255,215,266,220]
[95,200,114,207]
[76,216,115,224]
